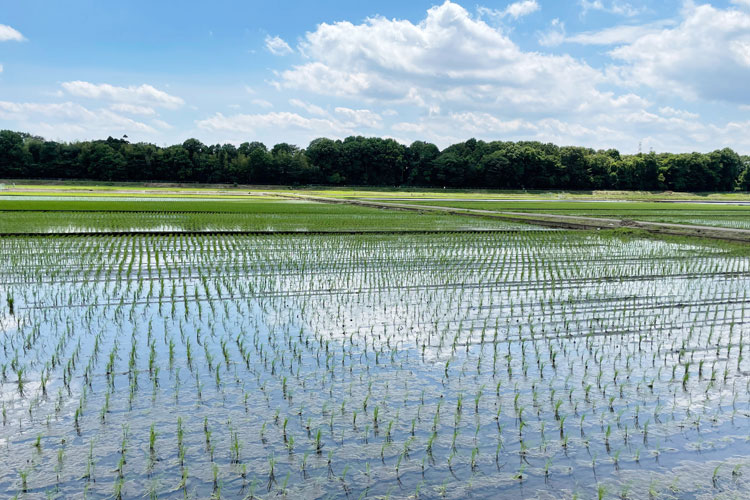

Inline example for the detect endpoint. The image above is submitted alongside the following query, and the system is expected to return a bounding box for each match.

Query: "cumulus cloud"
[0,100,165,140]
[479,1,540,21]
[9,1,749,153]
[610,3,750,103]
[503,0,540,19]
[196,106,385,141]
[196,111,342,135]
[0,25,25,42]
[265,35,293,55]
[236,1,750,152]
[450,112,534,133]
[278,1,636,119]
[388,113,631,151]
[61,81,185,109]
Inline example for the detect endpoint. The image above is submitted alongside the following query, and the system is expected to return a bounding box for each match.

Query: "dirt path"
[276,193,750,243]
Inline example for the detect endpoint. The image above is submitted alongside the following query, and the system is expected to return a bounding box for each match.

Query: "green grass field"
[2,184,750,233]
[0,198,314,212]
[3,180,750,202]
[308,188,750,202]
[0,197,536,233]
[401,200,750,230]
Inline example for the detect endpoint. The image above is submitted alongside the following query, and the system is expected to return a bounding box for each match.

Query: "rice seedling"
[18,468,29,493]
[597,483,607,500]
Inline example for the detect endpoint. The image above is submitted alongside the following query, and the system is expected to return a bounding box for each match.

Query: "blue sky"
[2,0,750,153]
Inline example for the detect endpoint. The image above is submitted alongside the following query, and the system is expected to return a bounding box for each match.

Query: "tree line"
[1,130,749,191]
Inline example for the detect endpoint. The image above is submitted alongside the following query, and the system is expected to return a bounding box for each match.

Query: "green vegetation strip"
[0,198,541,233]
[5,182,750,201]
[0,199,307,212]
[0,229,532,237]
[279,193,750,242]
[404,200,750,212]
[403,200,750,230]
[311,188,750,202]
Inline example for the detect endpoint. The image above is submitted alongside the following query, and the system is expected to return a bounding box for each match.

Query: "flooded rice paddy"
[1,231,750,499]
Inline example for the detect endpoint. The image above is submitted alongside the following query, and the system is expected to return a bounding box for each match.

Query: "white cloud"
[579,0,643,17]
[610,3,750,103]
[732,39,750,65]
[0,25,25,42]
[265,35,293,55]
[6,1,749,154]
[387,113,634,150]
[196,107,384,143]
[334,107,382,128]
[251,98,273,108]
[504,1,540,19]
[196,111,344,135]
[0,100,163,139]
[260,1,748,152]
[658,106,699,120]
[152,119,173,130]
[0,64,3,73]
[195,111,346,146]
[450,112,534,133]
[537,18,566,46]
[709,120,750,149]
[61,81,185,109]
[192,101,750,152]
[109,103,157,116]
[278,1,632,118]
[392,122,426,133]
[280,63,370,97]
[289,98,327,116]
[479,1,540,21]
[565,20,674,45]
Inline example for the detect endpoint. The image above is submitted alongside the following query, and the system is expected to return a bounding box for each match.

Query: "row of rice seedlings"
[0,207,538,234]
[0,231,748,498]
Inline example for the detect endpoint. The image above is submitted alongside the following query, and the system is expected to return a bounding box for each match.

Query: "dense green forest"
[1,130,749,191]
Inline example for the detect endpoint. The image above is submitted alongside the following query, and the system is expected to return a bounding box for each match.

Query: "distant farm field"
[1,186,750,499]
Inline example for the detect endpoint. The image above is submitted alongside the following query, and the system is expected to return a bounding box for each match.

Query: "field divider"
[273,192,750,242]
